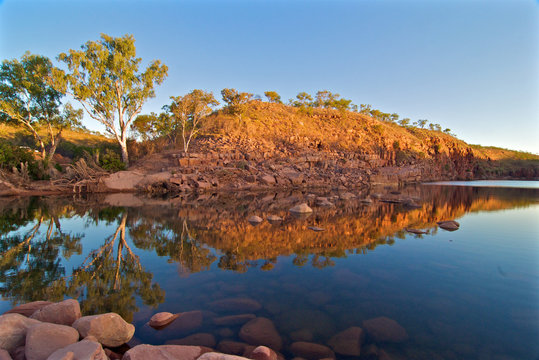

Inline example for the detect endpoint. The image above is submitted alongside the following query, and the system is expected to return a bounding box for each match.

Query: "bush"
[99,149,126,172]
[0,141,40,178]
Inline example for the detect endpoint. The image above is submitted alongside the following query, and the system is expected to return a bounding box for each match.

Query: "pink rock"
[47,339,107,360]
[213,314,256,326]
[248,346,278,360]
[197,353,250,360]
[217,341,250,355]
[437,220,460,231]
[0,349,12,360]
[165,333,216,348]
[148,312,180,329]
[0,313,41,352]
[4,301,53,317]
[289,342,335,360]
[164,310,203,334]
[210,298,262,313]
[25,323,79,360]
[72,313,135,348]
[327,326,364,356]
[239,317,282,351]
[123,344,212,360]
[362,317,408,343]
[30,299,81,326]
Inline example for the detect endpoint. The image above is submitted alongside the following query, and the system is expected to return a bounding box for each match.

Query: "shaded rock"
[362,317,408,343]
[30,299,81,326]
[47,339,107,360]
[216,327,235,338]
[123,344,211,360]
[437,220,460,231]
[259,175,276,186]
[239,317,282,351]
[148,312,180,329]
[103,348,122,360]
[4,301,53,317]
[214,314,256,326]
[197,353,250,360]
[163,310,203,335]
[405,228,427,235]
[0,313,41,352]
[276,309,336,340]
[307,226,324,232]
[25,323,79,360]
[289,203,312,214]
[72,313,134,348]
[360,199,373,204]
[0,350,12,360]
[248,216,263,225]
[317,200,334,207]
[339,192,355,200]
[266,215,282,224]
[165,333,216,348]
[246,346,277,360]
[327,326,364,356]
[10,347,25,360]
[210,298,262,313]
[289,342,335,360]
[217,341,249,355]
[290,329,314,342]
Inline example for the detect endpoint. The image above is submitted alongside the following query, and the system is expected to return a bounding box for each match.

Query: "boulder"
[317,200,334,207]
[405,228,427,235]
[289,203,313,214]
[266,215,282,224]
[148,312,180,329]
[10,346,25,360]
[0,350,12,360]
[362,317,408,343]
[213,314,256,326]
[217,341,249,355]
[30,299,81,326]
[197,353,250,360]
[165,333,216,348]
[162,310,203,335]
[0,313,41,352]
[25,323,79,360]
[327,326,364,356]
[47,339,107,360]
[122,345,211,360]
[239,317,282,351]
[437,220,460,231]
[4,301,53,317]
[307,226,325,232]
[339,192,355,200]
[289,342,335,360]
[259,175,276,186]
[247,346,278,360]
[248,216,263,225]
[210,298,262,313]
[72,313,134,347]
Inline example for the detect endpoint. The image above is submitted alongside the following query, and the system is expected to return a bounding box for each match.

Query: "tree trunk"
[120,140,129,166]
[45,133,62,166]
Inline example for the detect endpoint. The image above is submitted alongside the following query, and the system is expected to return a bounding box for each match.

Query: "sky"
[1,0,538,153]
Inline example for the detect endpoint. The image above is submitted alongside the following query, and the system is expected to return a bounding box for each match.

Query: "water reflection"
[0,185,538,358]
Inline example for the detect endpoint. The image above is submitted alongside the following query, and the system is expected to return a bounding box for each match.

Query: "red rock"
[104,348,122,359]
[47,339,107,360]
[362,317,408,343]
[259,175,276,185]
[327,326,364,356]
[289,342,335,360]
[239,317,282,351]
[165,310,203,334]
[123,345,212,360]
[247,346,278,360]
[72,313,135,347]
[30,299,81,326]
[437,220,460,231]
[213,314,256,326]
[210,298,262,313]
[148,312,180,329]
[0,349,12,360]
[197,353,250,360]
[217,340,249,355]
[0,313,41,352]
[4,301,53,317]
[165,333,216,347]
[25,322,79,360]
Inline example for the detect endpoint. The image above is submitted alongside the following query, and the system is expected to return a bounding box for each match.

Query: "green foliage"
[221,88,253,117]
[290,92,314,109]
[417,119,428,128]
[264,91,282,103]
[0,141,39,178]
[99,149,126,172]
[398,118,410,127]
[57,33,168,165]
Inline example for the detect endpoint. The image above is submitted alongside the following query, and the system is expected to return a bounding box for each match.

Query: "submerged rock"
[214,314,256,326]
[210,298,262,313]
[327,326,364,356]
[405,228,427,235]
[148,312,180,329]
[72,313,135,347]
[362,316,408,343]
[198,353,250,360]
[289,342,335,360]
[239,317,282,351]
[123,344,211,360]
[437,220,460,231]
[163,310,204,335]
[289,203,313,214]
[0,350,11,360]
[165,333,216,348]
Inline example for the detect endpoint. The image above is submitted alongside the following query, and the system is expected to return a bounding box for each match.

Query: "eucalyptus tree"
[264,91,282,104]
[0,53,81,165]
[56,34,168,165]
[221,88,253,120]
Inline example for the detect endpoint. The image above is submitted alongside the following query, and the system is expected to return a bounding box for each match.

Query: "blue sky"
[1,0,538,153]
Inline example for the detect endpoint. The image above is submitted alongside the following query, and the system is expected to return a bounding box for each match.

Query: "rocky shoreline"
[1,298,410,360]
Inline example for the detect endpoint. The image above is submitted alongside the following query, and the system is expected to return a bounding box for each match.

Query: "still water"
[0,183,538,359]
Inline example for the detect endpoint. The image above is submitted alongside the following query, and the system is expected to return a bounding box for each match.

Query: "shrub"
[100,149,126,172]
[0,141,40,178]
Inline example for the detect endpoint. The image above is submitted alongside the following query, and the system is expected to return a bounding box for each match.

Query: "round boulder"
[239,317,282,351]
[327,326,365,356]
[123,344,212,360]
[437,220,460,231]
[362,317,408,343]
[30,299,81,326]
[4,301,53,317]
[0,313,41,352]
[25,322,79,360]
[47,339,107,360]
[289,203,313,214]
[72,313,135,347]
[289,342,335,360]
[148,312,179,329]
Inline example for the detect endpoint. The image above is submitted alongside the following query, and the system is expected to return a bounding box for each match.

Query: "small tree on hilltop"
[169,90,219,153]
[264,91,282,104]
[417,119,428,129]
[56,33,168,166]
[221,88,253,121]
[398,118,410,127]
[290,92,313,109]
[0,53,81,165]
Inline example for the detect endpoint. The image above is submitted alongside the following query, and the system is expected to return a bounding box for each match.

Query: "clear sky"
[1,0,538,153]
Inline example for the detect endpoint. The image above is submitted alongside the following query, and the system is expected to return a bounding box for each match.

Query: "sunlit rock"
[30,299,81,326]
[4,301,53,317]
[148,312,180,329]
[47,339,107,360]
[25,323,79,360]
[72,313,135,348]
[248,216,263,225]
[289,203,313,214]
